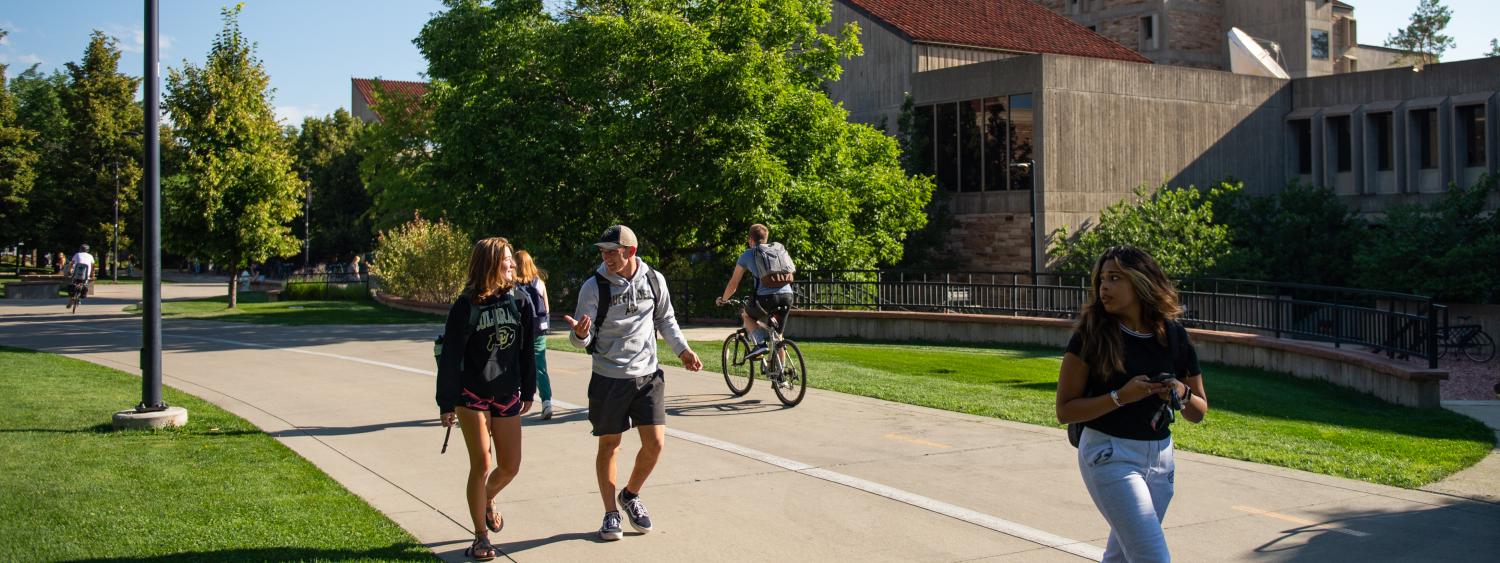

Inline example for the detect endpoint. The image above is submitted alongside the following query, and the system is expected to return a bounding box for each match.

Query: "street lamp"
[303,186,311,269]
[113,161,120,283]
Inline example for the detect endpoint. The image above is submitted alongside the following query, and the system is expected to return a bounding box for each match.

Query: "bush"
[370,216,470,303]
[1208,181,1366,287]
[281,282,371,302]
[1355,175,1499,303]
[1049,183,1233,277]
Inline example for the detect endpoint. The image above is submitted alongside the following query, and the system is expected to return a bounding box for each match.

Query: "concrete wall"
[826,1,914,132]
[1225,0,1332,78]
[1292,57,1500,213]
[1036,0,1225,70]
[1348,45,1408,72]
[915,44,1019,73]
[788,310,1447,408]
[351,85,378,123]
[1037,55,1291,256]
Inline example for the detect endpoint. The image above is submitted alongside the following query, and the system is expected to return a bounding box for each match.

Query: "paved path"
[3,283,1498,562]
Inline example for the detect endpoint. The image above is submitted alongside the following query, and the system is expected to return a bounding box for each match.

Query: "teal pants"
[533,334,551,402]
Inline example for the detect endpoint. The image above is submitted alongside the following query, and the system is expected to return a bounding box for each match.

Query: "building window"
[960,100,983,192]
[935,103,958,191]
[1370,112,1393,172]
[1311,29,1330,60]
[1291,119,1312,174]
[1140,15,1158,51]
[1413,108,1438,170]
[983,97,1008,192]
[1329,115,1351,172]
[1457,105,1487,167]
[1009,94,1035,190]
[1087,25,1097,32]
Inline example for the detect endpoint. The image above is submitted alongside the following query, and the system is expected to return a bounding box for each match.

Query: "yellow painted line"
[883,432,952,449]
[1232,506,1371,537]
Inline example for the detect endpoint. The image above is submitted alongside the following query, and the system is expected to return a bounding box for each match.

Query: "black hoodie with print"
[436,289,537,413]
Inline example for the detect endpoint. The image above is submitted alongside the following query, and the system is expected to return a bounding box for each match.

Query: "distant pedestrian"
[514,250,554,420]
[1055,246,1209,563]
[436,237,538,561]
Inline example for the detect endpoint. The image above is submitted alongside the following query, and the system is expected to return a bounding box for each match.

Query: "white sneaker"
[540,400,553,420]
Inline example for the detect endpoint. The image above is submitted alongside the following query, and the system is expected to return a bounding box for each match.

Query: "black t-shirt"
[1065,322,1201,440]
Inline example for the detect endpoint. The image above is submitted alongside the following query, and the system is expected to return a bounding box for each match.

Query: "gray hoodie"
[569,259,690,379]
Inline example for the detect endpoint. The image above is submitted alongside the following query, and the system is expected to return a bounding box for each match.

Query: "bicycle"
[719,298,807,407]
[1437,316,1495,363]
[65,276,89,314]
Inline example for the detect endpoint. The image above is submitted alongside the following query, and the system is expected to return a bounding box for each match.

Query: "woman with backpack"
[436,237,539,561]
[1055,246,1209,563]
[515,250,553,420]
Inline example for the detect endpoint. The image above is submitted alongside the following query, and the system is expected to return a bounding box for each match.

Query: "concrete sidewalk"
[2,284,1498,562]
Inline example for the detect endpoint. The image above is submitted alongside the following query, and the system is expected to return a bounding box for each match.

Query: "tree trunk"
[228,270,238,309]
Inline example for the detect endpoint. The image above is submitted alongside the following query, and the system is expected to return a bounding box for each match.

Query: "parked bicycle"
[1437,316,1495,363]
[719,299,807,406]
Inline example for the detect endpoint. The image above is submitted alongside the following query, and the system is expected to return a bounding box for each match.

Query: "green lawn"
[548,336,1494,489]
[124,291,438,325]
[0,347,433,562]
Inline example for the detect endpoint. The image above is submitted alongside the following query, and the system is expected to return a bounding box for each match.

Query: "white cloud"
[0,35,9,46]
[0,53,42,67]
[275,105,323,126]
[109,25,173,54]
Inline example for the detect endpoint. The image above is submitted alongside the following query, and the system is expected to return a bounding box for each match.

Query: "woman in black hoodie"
[437,237,537,561]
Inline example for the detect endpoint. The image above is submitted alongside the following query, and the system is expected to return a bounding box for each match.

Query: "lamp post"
[113,161,120,283]
[303,187,311,268]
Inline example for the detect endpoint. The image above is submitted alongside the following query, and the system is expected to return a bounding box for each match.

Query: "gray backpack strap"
[586,274,610,354]
[647,269,666,325]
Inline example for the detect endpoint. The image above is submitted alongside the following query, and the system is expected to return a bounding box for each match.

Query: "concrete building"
[1032,0,1408,77]
[826,1,1500,272]
[351,78,427,123]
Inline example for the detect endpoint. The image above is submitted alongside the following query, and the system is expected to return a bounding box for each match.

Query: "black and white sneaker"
[599,511,623,541]
[617,490,653,534]
[745,342,769,360]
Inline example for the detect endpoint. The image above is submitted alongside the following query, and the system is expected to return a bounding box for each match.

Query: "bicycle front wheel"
[722,333,755,396]
[1465,331,1496,363]
[771,340,807,407]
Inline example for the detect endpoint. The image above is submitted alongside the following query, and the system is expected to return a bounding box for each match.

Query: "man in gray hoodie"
[564,224,702,541]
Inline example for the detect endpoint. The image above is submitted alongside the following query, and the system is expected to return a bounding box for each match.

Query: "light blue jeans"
[1077,426,1175,563]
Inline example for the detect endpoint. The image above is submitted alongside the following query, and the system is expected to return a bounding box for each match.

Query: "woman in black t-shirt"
[437,237,538,562]
[1055,246,1209,563]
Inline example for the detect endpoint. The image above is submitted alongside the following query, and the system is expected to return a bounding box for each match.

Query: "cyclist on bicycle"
[64,244,95,304]
[715,224,795,360]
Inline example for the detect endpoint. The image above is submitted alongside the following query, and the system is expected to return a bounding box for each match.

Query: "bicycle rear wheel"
[1464,331,1495,363]
[771,340,807,407]
[722,332,755,396]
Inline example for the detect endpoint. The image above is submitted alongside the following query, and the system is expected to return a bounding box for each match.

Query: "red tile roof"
[351,78,428,121]
[842,0,1152,64]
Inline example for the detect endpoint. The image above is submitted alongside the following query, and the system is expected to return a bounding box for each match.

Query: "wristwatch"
[1109,389,1124,407]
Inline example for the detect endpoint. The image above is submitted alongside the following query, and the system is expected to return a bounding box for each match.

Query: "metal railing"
[791,270,1443,368]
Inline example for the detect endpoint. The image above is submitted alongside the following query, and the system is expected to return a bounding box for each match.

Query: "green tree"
[1049,183,1233,278]
[1354,176,1499,303]
[163,6,306,307]
[413,0,931,281]
[6,65,69,252]
[1487,39,1499,57]
[1385,0,1456,68]
[294,109,369,264]
[355,80,439,234]
[0,31,40,250]
[49,31,142,273]
[1209,181,1365,287]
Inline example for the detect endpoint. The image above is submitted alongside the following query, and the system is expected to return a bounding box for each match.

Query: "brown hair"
[1073,246,1184,382]
[749,224,769,244]
[464,237,515,303]
[514,249,545,284]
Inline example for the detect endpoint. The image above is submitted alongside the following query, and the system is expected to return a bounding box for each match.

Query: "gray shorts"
[587,370,666,436]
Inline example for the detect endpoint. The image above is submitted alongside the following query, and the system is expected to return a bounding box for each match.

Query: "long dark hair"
[1074,246,1184,382]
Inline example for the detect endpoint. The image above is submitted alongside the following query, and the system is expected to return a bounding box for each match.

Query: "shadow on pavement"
[69,544,433,562]
[1257,499,1500,561]
[268,418,441,438]
[664,393,787,417]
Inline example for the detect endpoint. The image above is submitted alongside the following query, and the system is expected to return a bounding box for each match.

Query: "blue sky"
[1,0,1496,128]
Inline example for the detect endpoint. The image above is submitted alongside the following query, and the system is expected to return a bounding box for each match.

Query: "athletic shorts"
[748,293,793,328]
[587,370,666,436]
[459,388,523,418]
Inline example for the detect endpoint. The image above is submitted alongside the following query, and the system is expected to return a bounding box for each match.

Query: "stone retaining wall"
[787,310,1447,408]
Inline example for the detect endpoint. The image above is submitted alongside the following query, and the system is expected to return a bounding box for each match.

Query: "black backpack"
[1068,320,1187,448]
[584,270,667,355]
[434,288,526,371]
